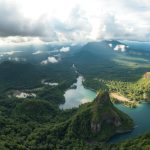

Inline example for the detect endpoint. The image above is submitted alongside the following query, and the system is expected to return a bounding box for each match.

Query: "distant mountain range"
[75,40,150,57]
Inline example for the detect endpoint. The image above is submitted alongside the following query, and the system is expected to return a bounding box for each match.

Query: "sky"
[0,0,150,44]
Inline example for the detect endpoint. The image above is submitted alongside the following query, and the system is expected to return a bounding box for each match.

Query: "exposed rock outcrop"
[91,91,122,133]
[69,90,133,141]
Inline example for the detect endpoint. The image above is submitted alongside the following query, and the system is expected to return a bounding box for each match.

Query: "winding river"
[60,76,150,142]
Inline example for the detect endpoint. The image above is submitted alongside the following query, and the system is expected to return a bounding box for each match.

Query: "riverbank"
[110,92,139,108]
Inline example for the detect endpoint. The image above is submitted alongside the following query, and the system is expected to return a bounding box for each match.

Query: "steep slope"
[26,90,133,149]
[68,90,133,141]
[75,40,128,57]
[27,91,133,150]
[74,40,116,61]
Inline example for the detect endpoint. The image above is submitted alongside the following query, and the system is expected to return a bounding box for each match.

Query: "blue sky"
[0,0,150,44]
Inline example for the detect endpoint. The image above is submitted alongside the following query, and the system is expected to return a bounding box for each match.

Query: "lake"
[59,76,96,109]
[60,76,150,142]
[110,103,150,143]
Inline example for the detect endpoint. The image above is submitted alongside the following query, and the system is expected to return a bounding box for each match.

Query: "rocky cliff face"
[91,122,101,133]
[69,90,133,141]
[91,91,122,133]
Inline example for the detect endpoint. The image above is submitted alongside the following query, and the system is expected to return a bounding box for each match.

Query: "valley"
[0,40,150,149]
[1,0,150,149]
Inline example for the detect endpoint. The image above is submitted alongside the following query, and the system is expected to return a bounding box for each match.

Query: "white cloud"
[8,57,26,61]
[41,80,59,86]
[0,50,21,55]
[59,47,70,52]
[49,50,59,53]
[15,92,36,99]
[0,0,150,43]
[114,45,127,52]
[32,50,43,55]
[41,56,58,64]
[108,43,113,48]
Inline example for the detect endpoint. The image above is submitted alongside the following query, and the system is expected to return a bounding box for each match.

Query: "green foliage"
[110,132,150,150]
[0,90,134,150]
[0,41,150,149]
[68,91,133,141]
[13,99,57,122]
[105,77,150,101]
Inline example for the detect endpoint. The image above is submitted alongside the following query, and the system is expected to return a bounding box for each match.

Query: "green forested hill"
[0,41,150,149]
[0,90,134,150]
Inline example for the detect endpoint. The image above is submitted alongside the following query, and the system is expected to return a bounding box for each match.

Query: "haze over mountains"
[0,0,150,149]
[0,40,150,64]
[0,38,150,149]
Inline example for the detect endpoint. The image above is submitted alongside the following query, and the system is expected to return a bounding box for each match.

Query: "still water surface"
[60,76,96,109]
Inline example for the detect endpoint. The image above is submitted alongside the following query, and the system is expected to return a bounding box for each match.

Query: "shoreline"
[110,92,139,108]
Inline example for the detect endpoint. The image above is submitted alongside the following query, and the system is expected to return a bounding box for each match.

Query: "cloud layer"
[0,0,150,44]
[59,47,70,52]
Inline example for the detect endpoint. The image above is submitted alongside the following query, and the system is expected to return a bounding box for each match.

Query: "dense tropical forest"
[0,40,150,149]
